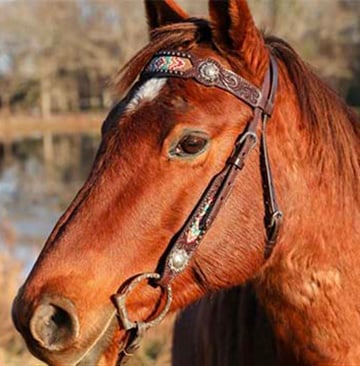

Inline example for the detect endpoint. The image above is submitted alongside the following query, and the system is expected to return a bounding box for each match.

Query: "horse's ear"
[145,0,189,31]
[208,0,267,73]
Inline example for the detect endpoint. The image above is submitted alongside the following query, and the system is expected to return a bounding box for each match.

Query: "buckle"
[267,210,283,243]
[228,131,258,169]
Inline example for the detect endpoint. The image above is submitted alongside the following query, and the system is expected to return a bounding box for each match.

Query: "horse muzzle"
[12,292,80,354]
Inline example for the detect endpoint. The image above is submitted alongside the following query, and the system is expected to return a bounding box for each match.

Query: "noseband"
[113,50,282,364]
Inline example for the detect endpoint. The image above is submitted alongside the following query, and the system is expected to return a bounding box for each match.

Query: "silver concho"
[198,60,220,84]
[168,249,190,273]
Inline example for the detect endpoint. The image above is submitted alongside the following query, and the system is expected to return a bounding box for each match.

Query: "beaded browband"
[141,50,273,115]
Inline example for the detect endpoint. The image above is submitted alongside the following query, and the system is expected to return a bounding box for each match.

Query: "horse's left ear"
[209,0,268,75]
[145,0,189,31]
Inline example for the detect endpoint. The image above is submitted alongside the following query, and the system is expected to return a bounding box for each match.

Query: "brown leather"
[142,50,264,111]
[259,57,283,257]
[116,326,144,365]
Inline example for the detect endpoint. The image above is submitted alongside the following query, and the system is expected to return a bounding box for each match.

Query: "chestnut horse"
[12,0,359,365]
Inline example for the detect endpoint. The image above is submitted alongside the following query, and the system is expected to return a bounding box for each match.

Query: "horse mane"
[115,19,360,202]
[266,35,360,200]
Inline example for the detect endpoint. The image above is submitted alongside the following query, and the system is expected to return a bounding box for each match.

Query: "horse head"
[14,0,358,365]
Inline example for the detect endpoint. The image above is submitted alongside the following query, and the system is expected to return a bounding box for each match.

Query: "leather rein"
[112,50,283,365]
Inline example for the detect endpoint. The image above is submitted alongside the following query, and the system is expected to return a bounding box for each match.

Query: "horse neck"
[256,63,360,365]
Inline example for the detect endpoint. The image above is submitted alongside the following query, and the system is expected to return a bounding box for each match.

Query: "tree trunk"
[40,76,52,118]
[1,92,12,116]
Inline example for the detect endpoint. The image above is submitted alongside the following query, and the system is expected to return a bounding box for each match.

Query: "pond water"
[0,133,100,278]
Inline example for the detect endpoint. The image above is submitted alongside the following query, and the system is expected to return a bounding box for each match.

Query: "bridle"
[112,49,283,364]
[113,49,282,364]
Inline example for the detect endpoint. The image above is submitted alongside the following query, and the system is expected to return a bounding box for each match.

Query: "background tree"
[0,0,358,115]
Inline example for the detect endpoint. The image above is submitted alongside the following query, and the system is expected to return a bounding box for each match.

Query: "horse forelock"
[114,19,213,97]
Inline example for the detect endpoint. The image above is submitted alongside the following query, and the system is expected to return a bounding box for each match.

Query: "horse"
[12,0,360,365]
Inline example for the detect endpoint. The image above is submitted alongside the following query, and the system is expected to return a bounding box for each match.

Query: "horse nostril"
[29,296,79,351]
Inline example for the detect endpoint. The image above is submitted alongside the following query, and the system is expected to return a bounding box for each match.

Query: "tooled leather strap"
[142,50,273,115]
[257,57,283,257]
[141,52,282,287]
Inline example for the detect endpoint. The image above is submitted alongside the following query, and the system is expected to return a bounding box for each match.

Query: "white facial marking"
[126,78,167,112]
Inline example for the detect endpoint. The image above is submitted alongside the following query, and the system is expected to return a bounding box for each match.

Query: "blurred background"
[0,0,359,365]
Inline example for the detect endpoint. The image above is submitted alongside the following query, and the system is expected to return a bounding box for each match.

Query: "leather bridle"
[112,50,283,365]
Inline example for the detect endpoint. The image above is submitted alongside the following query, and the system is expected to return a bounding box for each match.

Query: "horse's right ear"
[144,0,189,31]
[209,0,268,75]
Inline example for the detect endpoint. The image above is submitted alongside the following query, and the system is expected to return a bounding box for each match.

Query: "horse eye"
[174,134,209,156]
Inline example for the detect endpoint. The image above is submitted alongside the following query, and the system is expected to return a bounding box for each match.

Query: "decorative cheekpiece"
[167,194,215,274]
[186,197,214,244]
[168,249,190,273]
